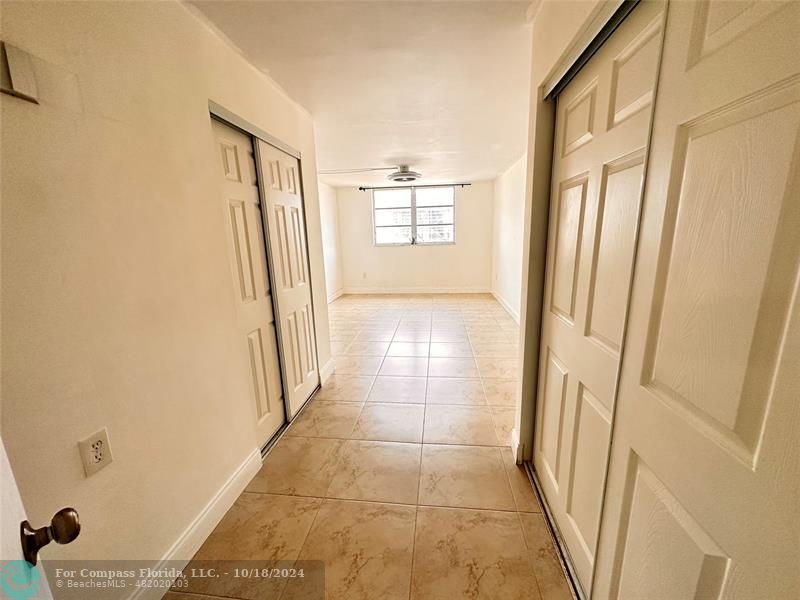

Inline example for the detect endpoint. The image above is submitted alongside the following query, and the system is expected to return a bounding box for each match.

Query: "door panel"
[533,1,666,592]
[2,435,53,598]
[565,385,611,554]
[593,1,800,598]
[212,119,286,446]
[256,140,320,417]
[550,176,587,322]
[585,151,645,354]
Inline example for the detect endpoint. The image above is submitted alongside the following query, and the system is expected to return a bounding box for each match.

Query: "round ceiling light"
[387,165,422,182]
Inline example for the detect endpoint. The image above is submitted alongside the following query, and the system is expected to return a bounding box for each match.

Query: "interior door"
[593,1,800,598]
[1,435,52,598]
[255,139,320,417]
[532,0,666,592]
[212,119,286,446]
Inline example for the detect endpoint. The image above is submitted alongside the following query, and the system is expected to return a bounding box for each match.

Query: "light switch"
[1,41,39,103]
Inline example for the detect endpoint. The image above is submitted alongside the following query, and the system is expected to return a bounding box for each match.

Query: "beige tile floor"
[165,294,572,600]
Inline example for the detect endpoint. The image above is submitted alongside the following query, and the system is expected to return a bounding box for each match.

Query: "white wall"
[337,181,495,293]
[0,0,331,577]
[318,181,345,302]
[492,155,527,322]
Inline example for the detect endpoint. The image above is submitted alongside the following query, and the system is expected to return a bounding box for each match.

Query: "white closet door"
[533,1,666,592]
[256,139,320,418]
[593,1,800,598]
[212,119,286,447]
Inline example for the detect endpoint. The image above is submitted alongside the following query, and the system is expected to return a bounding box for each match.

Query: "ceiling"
[190,1,532,187]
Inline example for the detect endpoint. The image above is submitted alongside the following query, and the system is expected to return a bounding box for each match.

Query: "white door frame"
[208,101,322,433]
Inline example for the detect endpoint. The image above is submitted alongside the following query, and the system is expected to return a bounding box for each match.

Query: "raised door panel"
[290,205,309,288]
[539,349,569,489]
[282,306,316,393]
[611,455,729,599]
[608,18,662,127]
[272,204,294,290]
[563,82,597,156]
[299,305,316,377]
[585,152,645,354]
[220,140,242,182]
[247,328,271,420]
[565,385,612,568]
[228,200,257,303]
[644,85,799,463]
[284,312,304,391]
[687,0,786,67]
[550,177,588,322]
[285,164,298,195]
[268,159,282,191]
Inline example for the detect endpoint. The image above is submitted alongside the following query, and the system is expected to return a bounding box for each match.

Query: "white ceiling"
[190,1,532,187]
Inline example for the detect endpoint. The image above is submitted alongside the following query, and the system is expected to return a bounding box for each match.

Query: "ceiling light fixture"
[386,165,422,182]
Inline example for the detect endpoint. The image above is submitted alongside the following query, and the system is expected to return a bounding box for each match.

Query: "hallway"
[166,294,571,600]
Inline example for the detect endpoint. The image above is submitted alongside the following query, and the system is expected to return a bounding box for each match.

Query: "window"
[373,186,455,245]
[414,187,455,244]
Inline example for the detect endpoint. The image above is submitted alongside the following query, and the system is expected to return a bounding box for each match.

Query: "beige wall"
[491,155,527,322]
[516,0,608,460]
[318,181,345,302]
[337,182,495,293]
[0,0,330,568]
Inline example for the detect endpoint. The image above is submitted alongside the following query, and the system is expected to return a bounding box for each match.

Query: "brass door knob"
[20,507,80,565]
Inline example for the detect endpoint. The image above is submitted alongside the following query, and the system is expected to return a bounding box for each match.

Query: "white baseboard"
[510,427,523,464]
[342,286,491,295]
[320,356,336,384]
[492,290,520,324]
[327,288,344,303]
[128,449,262,600]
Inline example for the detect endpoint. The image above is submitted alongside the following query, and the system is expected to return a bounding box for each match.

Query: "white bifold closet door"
[533,0,666,593]
[593,1,800,598]
[255,139,320,418]
[212,118,286,447]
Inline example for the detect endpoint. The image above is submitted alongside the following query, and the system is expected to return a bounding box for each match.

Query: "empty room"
[1,1,798,600]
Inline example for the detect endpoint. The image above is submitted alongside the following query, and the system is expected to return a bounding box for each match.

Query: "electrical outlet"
[78,427,113,477]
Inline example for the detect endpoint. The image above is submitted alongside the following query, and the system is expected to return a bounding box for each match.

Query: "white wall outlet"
[78,427,113,477]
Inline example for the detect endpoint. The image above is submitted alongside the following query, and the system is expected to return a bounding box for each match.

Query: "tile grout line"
[284,492,326,590]
[467,321,504,446]
[421,320,432,448]
[314,298,528,597]
[513,505,547,600]
[285,432,510,448]
[407,503,419,600]
[411,310,426,600]
[342,320,394,438]
[245,487,542,515]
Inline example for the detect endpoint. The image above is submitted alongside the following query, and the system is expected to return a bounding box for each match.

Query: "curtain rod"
[358,183,471,192]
